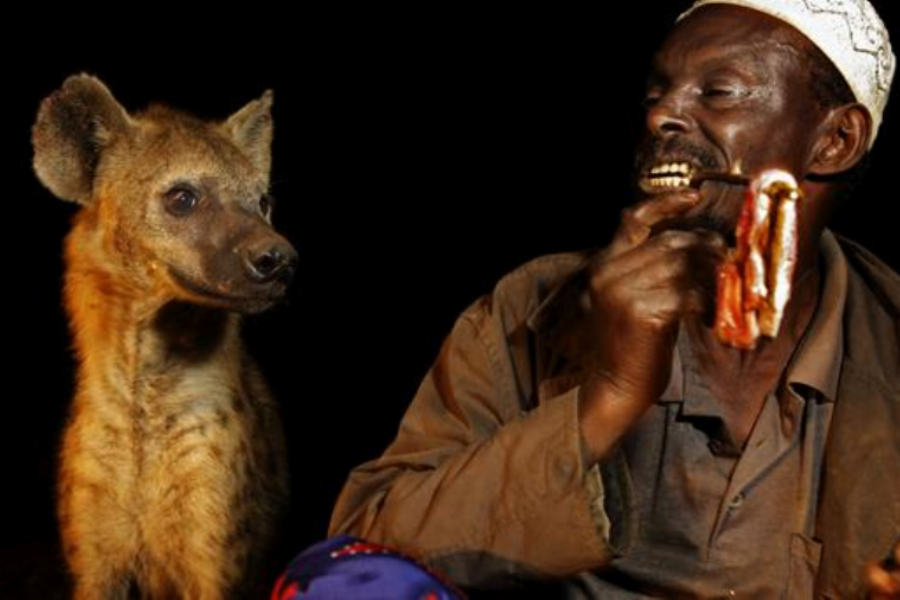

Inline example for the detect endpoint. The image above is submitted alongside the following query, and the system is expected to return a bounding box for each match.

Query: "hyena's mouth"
[167,267,287,312]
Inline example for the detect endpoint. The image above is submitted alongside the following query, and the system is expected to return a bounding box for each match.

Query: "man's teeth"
[649,176,691,188]
[647,162,694,188]
[650,162,692,175]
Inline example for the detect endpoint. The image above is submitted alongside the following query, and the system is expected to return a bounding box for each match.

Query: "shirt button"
[729,494,744,510]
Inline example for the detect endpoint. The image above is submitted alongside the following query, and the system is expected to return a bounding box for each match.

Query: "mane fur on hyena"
[33,74,295,599]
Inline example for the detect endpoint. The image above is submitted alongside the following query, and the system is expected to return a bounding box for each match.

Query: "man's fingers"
[591,229,727,325]
[609,191,701,256]
[595,229,726,287]
[866,561,900,597]
[866,541,900,598]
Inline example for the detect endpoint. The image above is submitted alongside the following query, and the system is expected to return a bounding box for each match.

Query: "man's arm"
[329,190,725,588]
[328,292,617,587]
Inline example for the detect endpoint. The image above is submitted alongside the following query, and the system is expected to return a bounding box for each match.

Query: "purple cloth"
[273,536,465,599]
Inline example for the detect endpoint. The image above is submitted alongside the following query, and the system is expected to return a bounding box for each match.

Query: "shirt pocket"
[786,533,822,599]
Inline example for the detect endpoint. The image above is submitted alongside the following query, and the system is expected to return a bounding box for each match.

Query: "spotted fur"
[34,74,293,599]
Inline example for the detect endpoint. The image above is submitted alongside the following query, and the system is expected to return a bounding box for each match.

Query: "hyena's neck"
[63,210,243,404]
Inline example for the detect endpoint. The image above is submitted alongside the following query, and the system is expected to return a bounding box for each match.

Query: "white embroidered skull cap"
[680,0,895,148]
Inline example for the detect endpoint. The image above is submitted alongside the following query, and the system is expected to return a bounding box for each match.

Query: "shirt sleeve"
[328,294,624,588]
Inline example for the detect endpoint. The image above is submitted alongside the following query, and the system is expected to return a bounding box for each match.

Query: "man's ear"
[222,90,273,183]
[808,104,870,177]
[32,74,132,205]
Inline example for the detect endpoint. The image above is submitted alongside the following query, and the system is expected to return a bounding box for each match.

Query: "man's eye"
[164,187,200,217]
[702,84,750,102]
[643,92,662,107]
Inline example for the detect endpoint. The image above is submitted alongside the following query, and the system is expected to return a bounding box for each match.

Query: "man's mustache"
[634,137,721,175]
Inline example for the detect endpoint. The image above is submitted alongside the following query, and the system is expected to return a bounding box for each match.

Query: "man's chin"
[652,213,735,244]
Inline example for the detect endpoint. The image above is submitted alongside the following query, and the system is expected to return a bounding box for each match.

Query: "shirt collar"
[785,229,847,402]
[659,230,848,404]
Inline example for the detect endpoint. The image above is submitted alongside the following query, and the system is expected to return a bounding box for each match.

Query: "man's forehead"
[677,0,895,148]
[655,7,809,73]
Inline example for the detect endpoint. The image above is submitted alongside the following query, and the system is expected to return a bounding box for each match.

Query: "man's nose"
[646,92,693,137]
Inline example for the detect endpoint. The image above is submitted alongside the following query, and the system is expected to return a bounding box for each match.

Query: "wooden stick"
[690,171,751,188]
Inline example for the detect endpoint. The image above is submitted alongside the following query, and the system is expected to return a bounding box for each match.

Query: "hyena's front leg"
[146,430,248,600]
[59,440,139,600]
[164,464,280,598]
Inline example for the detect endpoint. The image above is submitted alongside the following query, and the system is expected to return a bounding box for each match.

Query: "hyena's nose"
[244,242,298,285]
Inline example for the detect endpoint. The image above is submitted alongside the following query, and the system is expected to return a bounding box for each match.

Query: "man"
[330,1,900,597]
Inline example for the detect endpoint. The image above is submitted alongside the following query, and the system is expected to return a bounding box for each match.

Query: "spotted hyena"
[32,74,295,599]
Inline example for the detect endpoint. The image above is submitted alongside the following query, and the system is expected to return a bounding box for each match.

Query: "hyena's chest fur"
[59,302,287,598]
[66,348,284,516]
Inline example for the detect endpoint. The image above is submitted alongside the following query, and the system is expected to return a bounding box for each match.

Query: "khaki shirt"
[330,232,900,598]
[579,232,846,598]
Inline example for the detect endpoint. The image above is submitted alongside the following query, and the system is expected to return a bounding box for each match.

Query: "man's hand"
[578,191,726,463]
[866,543,900,599]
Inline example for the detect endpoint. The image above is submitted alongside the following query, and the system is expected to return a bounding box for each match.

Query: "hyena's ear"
[32,74,132,205]
[223,90,273,181]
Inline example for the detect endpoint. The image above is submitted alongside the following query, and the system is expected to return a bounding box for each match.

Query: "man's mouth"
[638,161,698,193]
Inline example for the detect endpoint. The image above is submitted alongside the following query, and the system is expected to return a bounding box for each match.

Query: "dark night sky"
[3,1,899,583]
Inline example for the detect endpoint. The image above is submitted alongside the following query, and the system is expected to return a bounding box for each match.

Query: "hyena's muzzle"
[164,201,299,314]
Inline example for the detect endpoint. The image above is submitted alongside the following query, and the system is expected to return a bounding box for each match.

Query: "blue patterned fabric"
[272,536,465,599]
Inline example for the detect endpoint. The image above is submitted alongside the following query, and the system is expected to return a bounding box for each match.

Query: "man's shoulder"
[837,235,900,310]
[835,235,900,392]
[495,252,591,298]
[461,251,592,329]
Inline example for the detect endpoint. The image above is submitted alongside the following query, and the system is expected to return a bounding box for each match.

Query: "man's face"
[635,5,829,236]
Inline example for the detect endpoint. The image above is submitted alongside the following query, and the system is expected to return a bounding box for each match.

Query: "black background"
[3,2,899,593]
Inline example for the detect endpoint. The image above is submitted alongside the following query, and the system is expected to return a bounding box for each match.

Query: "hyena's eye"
[164,186,200,217]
